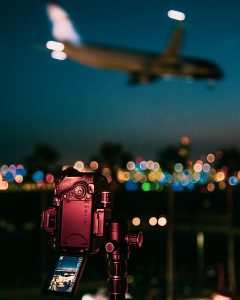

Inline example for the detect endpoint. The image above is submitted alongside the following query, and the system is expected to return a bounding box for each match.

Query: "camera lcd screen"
[46,255,86,295]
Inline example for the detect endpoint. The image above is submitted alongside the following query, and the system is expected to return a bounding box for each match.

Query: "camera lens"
[74,184,87,199]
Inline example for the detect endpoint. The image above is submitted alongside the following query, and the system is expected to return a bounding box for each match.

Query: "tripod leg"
[105,222,128,300]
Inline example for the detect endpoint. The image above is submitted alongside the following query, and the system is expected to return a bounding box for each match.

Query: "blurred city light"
[207,153,215,163]
[180,136,190,145]
[211,293,232,300]
[219,181,227,190]
[149,217,158,226]
[215,171,225,182]
[197,231,204,247]
[90,161,99,171]
[81,294,94,300]
[32,170,44,183]
[15,175,23,184]
[193,162,203,173]
[207,183,215,192]
[45,173,55,184]
[174,163,183,172]
[158,216,167,226]
[74,161,84,171]
[127,161,135,171]
[229,176,238,186]
[132,217,141,226]
[0,179,8,190]
[203,163,211,173]
[1,145,240,192]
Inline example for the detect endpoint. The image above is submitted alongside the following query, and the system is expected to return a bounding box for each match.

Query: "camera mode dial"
[74,184,87,199]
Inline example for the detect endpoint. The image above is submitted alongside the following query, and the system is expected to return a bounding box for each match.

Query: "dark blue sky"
[56,256,82,270]
[1,0,240,165]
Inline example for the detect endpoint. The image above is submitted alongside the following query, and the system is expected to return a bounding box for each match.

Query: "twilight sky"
[1,0,240,165]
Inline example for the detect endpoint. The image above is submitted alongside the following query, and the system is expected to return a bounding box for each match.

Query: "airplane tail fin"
[46,1,81,44]
[162,25,185,58]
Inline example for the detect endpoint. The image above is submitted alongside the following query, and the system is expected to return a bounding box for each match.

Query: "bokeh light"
[149,217,158,226]
[46,173,55,184]
[158,216,167,226]
[32,170,44,182]
[193,162,203,173]
[132,217,141,226]
[215,171,225,182]
[207,183,215,192]
[74,161,84,171]
[219,181,227,190]
[180,136,190,145]
[15,175,23,184]
[207,154,215,163]
[127,161,135,171]
[1,145,240,193]
[203,163,211,173]
[174,163,183,172]
[90,161,99,171]
[229,176,238,186]
[0,180,8,190]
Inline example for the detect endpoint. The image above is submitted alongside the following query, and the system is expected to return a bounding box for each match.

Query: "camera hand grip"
[41,207,56,233]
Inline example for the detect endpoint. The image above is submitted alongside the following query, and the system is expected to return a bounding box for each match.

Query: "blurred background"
[1,0,240,299]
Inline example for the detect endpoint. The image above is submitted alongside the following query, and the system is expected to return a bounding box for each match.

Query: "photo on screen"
[47,255,84,293]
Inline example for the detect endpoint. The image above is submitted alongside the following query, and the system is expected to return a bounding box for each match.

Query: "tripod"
[94,191,143,300]
[105,221,143,300]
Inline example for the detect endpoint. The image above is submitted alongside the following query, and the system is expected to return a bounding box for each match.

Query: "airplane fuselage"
[63,42,223,83]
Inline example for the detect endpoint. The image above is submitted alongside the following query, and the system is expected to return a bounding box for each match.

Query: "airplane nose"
[212,63,224,80]
[217,67,224,79]
[211,64,224,80]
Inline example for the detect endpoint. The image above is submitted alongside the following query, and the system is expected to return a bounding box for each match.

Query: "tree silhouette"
[157,142,190,173]
[215,147,240,174]
[91,142,133,188]
[24,143,61,175]
[92,142,133,169]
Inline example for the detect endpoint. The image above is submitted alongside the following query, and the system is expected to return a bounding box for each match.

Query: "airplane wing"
[161,25,185,59]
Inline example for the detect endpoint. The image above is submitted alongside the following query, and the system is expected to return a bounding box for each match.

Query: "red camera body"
[41,168,109,254]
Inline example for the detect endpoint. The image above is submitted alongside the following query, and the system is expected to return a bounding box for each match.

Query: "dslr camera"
[41,168,111,296]
[41,168,143,298]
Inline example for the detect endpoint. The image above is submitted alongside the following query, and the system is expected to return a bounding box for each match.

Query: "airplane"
[45,2,223,84]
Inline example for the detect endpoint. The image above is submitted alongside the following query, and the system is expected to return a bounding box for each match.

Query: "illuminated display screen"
[47,256,84,293]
